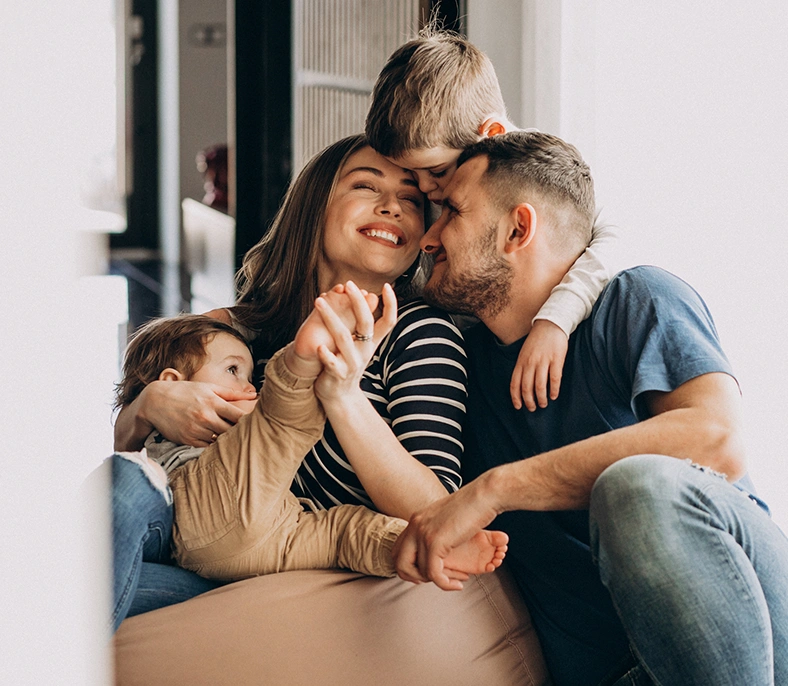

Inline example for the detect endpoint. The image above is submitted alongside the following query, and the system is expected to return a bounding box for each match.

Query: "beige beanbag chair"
[114,567,549,686]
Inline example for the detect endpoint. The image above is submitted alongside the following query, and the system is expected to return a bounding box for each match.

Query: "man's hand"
[391,473,503,591]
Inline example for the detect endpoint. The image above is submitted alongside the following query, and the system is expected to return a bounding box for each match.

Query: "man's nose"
[420,219,443,253]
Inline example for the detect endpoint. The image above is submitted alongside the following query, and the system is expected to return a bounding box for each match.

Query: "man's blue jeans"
[111,454,222,632]
[590,454,788,685]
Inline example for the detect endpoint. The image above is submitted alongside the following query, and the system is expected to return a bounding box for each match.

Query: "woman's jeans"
[590,455,788,686]
[111,454,221,633]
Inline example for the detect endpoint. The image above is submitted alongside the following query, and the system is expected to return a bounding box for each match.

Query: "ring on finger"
[210,432,218,443]
[352,331,374,342]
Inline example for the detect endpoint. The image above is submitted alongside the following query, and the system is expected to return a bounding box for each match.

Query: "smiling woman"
[229,135,430,357]
[109,134,469,630]
[320,147,425,291]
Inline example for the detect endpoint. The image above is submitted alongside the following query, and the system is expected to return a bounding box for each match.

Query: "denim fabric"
[111,454,221,632]
[461,267,739,685]
[594,649,654,686]
[591,454,788,686]
[127,561,220,619]
[608,664,653,686]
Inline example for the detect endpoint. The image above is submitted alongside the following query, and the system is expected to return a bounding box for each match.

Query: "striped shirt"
[247,298,468,512]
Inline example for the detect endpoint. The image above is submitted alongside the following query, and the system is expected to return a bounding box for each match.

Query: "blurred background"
[2,1,787,682]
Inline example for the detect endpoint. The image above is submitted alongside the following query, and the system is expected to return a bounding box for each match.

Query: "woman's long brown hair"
[232,134,428,357]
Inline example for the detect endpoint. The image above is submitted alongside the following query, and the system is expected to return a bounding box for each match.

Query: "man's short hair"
[365,26,506,158]
[459,131,595,255]
[115,314,249,409]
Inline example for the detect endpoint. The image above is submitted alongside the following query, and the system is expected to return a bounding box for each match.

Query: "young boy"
[115,284,508,583]
[365,27,618,413]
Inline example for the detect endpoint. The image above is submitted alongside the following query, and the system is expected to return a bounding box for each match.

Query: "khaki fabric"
[114,567,550,686]
[170,346,406,580]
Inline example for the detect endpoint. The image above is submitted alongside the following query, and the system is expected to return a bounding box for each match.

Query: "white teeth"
[363,229,399,245]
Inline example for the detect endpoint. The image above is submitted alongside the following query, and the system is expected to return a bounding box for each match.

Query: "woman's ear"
[478,116,508,138]
[158,367,185,382]
[504,203,537,254]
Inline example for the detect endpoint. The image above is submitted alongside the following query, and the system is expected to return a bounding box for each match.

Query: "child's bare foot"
[443,530,508,577]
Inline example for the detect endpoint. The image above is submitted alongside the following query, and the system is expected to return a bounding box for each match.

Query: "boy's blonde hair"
[365,26,506,158]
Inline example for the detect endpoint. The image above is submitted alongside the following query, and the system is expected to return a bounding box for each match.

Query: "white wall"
[470,1,788,530]
[1,1,114,683]
[467,0,527,125]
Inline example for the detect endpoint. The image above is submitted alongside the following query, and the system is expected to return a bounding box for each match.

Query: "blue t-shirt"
[463,266,736,686]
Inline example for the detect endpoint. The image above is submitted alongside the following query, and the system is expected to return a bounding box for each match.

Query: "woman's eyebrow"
[346,166,419,188]
[345,166,383,177]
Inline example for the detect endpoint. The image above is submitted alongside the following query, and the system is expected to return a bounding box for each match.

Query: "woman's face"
[319,146,426,293]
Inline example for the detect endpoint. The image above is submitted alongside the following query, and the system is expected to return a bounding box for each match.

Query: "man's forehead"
[444,155,488,203]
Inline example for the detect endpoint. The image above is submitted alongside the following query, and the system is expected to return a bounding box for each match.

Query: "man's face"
[389,146,464,205]
[420,156,513,318]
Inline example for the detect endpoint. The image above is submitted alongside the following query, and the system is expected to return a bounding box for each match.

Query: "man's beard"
[423,221,513,318]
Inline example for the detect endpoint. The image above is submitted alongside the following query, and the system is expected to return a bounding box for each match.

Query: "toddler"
[114,284,507,583]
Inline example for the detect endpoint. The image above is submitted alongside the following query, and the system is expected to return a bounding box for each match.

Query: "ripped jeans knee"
[115,449,173,505]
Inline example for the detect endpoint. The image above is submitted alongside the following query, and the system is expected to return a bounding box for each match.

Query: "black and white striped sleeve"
[375,299,467,493]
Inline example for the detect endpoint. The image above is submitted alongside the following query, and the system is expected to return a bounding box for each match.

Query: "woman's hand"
[287,282,379,378]
[113,379,257,451]
[305,284,457,520]
[313,282,397,405]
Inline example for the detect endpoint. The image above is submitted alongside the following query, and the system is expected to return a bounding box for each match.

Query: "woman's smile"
[358,222,406,246]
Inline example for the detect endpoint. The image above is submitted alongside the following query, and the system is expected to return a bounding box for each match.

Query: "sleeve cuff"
[266,345,319,390]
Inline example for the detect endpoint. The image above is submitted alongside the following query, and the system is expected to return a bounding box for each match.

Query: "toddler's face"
[189,332,255,395]
[390,146,464,204]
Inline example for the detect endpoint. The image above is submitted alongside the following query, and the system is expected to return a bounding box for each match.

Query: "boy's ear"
[158,367,185,382]
[503,203,537,254]
[478,116,508,138]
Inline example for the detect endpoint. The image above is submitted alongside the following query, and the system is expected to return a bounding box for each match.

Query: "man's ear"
[478,116,508,138]
[158,367,185,382]
[503,203,537,254]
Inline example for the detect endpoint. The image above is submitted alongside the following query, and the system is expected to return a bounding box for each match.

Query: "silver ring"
[352,331,374,342]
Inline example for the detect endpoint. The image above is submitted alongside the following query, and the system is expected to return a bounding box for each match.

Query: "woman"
[111,135,468,630]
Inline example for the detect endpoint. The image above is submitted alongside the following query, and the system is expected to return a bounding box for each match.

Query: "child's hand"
[314,282,397,405]
[287,282,379,378]
[510,319,568,411]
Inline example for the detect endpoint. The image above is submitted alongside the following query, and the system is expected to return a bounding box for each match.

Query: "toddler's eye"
[430,169,448,179]
[227,365,238,376]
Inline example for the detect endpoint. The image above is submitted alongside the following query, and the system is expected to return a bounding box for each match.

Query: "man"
[393,131,788,686]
